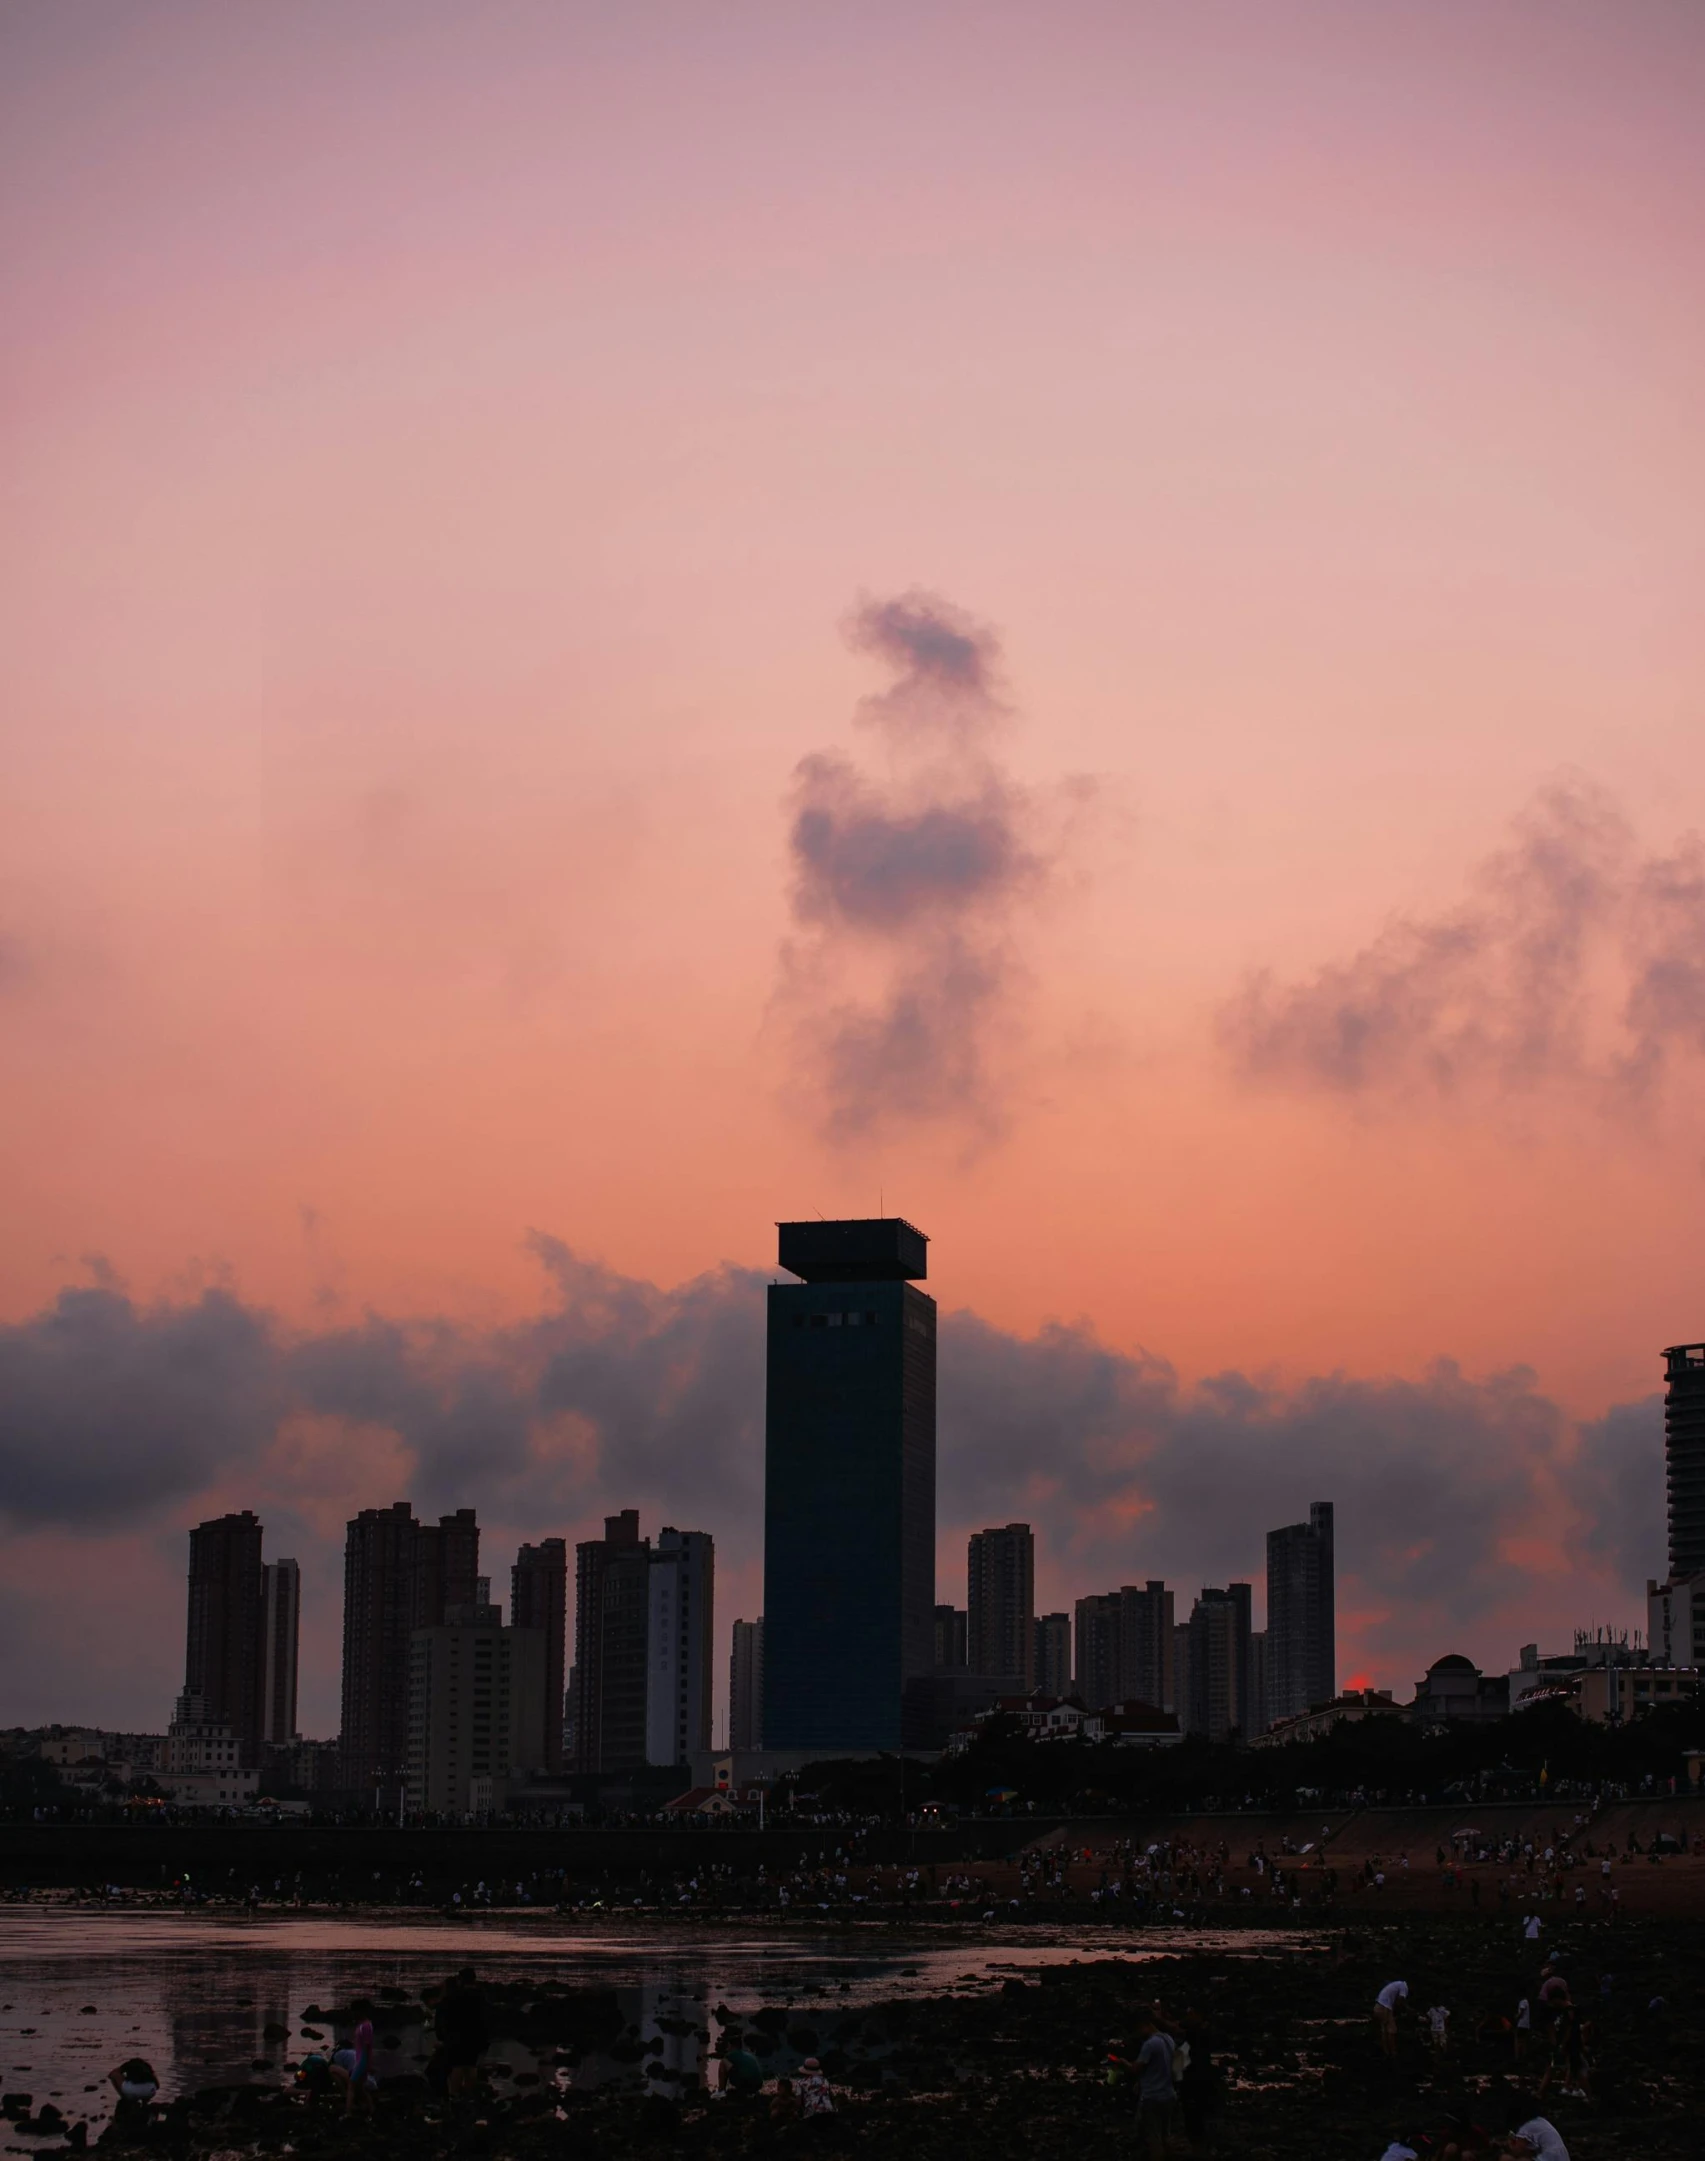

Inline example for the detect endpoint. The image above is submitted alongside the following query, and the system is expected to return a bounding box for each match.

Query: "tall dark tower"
[763,1217,935,1752]
[1664,1345,1705,1580]
[184,1510,267,1757]
[512,1538,568,1774]
[339,1502,480,1790]
[1266,1500,1335,1724]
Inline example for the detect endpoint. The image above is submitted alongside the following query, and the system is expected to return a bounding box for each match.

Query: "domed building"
[1407,1653,1510,1727]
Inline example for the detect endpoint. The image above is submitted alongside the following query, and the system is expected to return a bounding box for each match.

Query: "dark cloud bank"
[0,1244,1663,1683]
[1223,781,1705,1106]
[781,591,1064,1134]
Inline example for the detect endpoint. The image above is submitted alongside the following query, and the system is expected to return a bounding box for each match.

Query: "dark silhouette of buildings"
[184,1511,267,1759]
[934,1604,968,1670]
[1117,1581,1176,1713]
[1664,1344,1705,1580]
[729,1617,765,1751]
[1074,1592,1118,1708]
[1071,1581,1174,1711]
[571,1509,643,1773]
[510,1538,568,1774]
[260,1557,300,1744]
[1181,1582,1253,1741]
[1266,1501,1335,1724]
[406,1588,549,1813]
[570,1510,714,1770]
[339,1502,479,1791]
[1035,1610,1071,1696]
[763,1216,936,1751]
[968,1523,1036,1690]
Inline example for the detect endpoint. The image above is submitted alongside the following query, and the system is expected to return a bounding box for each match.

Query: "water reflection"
[0,1913,1304,2129]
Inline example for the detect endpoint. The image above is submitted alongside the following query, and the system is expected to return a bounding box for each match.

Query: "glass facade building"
[763,1218,936,1751]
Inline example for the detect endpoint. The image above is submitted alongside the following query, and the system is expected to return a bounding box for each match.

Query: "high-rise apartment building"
[570,1510,640,1772]
[406,1594,548,1814]
[571,1511,714,1772]
[1116,1581,1176,1712]
[1035,1612,1072,1697]
[1182,1584,1253,1741]
[260,1558,300,1745]
[1074,1593,1119,1709]
[1265,1502,1335,1724]
[645,1529,715,1766]
[511,1539,568,1774]
[730,1618,765,1751]
[763,1218,936,1752]
[1664,1345,1705,1580]
[184,1511,267,1759]
[934,1606,968,1671]
[339,1503,481,1790]
[597,1522,653,1770]
[968,1523,1036,1690]
[414,1510,480,1630]
[1247,1628,1268,1738]
[1071,1582,1175,1710]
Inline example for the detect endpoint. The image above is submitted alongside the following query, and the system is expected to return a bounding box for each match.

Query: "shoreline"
[0,1911,1695,2160]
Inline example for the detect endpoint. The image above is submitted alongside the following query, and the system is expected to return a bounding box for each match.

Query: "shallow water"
[0,1913,1299,2129]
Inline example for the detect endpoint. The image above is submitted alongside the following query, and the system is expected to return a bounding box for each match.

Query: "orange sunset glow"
[3,1,1703,1736]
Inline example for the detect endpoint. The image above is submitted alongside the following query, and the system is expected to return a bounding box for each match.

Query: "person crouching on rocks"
[104,2060,158,2142]
[330,2019,378,2116]
[796,2058,835,2119]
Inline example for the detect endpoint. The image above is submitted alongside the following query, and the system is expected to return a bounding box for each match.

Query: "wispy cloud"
[1220,779,1705,1113]
[779,590,1068,1137]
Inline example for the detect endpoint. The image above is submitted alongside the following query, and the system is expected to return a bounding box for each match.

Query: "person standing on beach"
[1375,1980,1408,2060]
[434,1968,489,2101]
[1131,2010,1178,2159]
[1176,2007,1216,2157]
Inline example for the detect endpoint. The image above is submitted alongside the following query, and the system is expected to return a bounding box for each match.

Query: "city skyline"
[8,1305,1681,1741]
[142,1319,1705,1764]
[4,4,1703,1730]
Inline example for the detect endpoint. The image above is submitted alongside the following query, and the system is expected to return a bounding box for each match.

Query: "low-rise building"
[156,1767,260,1808]
[1508,1631,1649,1711]
[660,1784,764,1817]
[960,1692,1183,1747]
[1648,1573,1705,1669]
[1575,1664,1700,1723]
[1100,1700,1184,1747]
[36,1729,107,1767]
[163,1695,248,1776]
[1252,1687,1399,1747]
[1407,1654,1510,1726]
[261,1736,342,1795]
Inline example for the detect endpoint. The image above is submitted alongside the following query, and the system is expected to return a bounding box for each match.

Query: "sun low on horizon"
[3,0,1704,1733]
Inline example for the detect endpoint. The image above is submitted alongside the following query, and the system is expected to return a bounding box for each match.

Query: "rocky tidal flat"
[1,1914,1697,2161]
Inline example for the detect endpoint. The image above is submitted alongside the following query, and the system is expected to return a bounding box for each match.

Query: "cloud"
[844,590,1002,723]
[1623,837,1705,1089]
[1220,780,1705,1118]
[779,591,1065,1135]
[0,1281,282,1526]
[937,1314,1591,1670]
[0,1241,1668,1726]
[1558,1393,1665,1595]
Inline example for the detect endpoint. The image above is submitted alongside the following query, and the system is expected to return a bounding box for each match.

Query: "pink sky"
[3,2,1703,1734]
